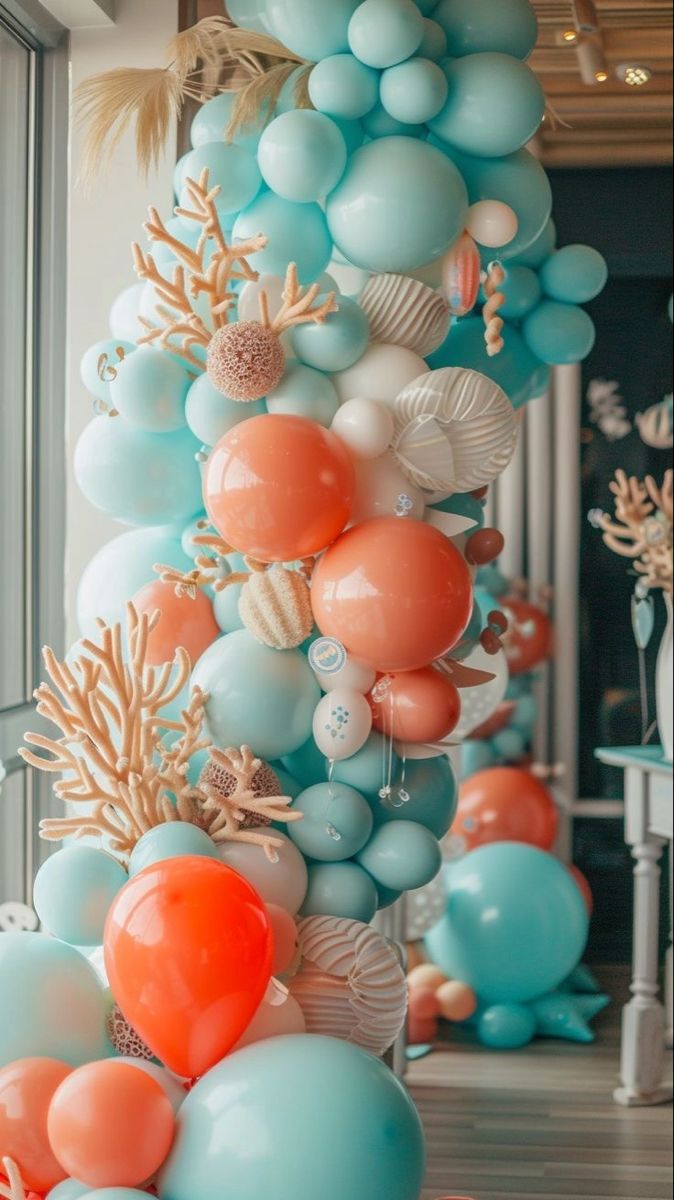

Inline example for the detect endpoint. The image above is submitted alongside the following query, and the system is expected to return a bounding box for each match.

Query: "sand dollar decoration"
[359,273,451,357]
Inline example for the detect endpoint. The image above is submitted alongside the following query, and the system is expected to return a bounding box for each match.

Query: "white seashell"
[392,367,519,494]
[359,273,451,358]
[288,916,408,1056]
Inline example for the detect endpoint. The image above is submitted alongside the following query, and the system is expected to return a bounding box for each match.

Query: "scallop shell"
[441,231,482,317]
[288,916,408,1056]
[392,367,518,494]
[359,273,451,358]
[239,566,313,650]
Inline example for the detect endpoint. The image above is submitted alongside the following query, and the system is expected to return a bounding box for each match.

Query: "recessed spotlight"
[563,28,579,43]
[595,70,609,83]
[617,64,653,86]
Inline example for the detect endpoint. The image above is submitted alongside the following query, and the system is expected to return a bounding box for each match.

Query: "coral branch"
[0,1159,29,1200]
[262,263,338,337]
[599,468,673,593]
[198,745,301,862]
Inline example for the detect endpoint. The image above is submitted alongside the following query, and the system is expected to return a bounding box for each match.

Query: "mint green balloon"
[523,301,596,365]
[267,0,360,61]
[179,142,261,215]
[309,54,380,121]
[46,1184,90,1200]
[380,57,448,124]
[332,731,398,795]
[258,110,347,203]
[233,192,332,284]
[419,18,448,61]
[282,735,328,787]
[129,824,220,876]
[76,527,192,638]
[357,821,441,891]
[109,348,189,433]
[292,295,370,371]
[33,847,128,946]
[190,92,265,155]
[80,339,135,404]
[186,373,265,446]
[434,0,537,58]
[301,861,378,921]
[266,361,339,427]
[226,0,272,34]
[348,0,425,69]
[429,54,544,157]
[213,581,245,633]
[80,1192,153,1199]
[495,265,542,319]
[361,102,426,140]
[540,244,608,304]
[289,782,373,861]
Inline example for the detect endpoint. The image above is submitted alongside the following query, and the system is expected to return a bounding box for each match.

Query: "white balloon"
[331,398,394,460]
[328,259,370,296]
[452,645,509,741]
[350,452,425,525]
[217,829,308,915]
[332,344,429,407]
[312,688,373,762]
[313,656,377,695]
[109,1057,186,1113]
[467,200,519,249]
[237,273,286,323]
[109,283,146,342]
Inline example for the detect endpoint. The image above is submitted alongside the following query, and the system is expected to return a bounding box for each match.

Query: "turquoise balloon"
[434,0,538,58]
[301,862,379,921]
[292,295,370,371]
[74,416,202,527]
[179,142,262,215]
[267,0,360,61]
[160,1035,425,1200]
[361,102,426,140]
[416,0,441,13]
[332,730,398,795]
[109,348,189,433]
[512,216,556,268]
[428,315,539,409]
[429,54,545,158]
[186,373,265,446]
[492,728,527,760]
[80,339,135,404]
[527,361,551,400]
[225,0,271,34]
[108,283,145,343]
[270,763,304,799]
[430,491,485,528]
[192,630,320,760]
[523,301,596,365]
[494,265,542,320]
[289,782,374,861]
[374,756,458,839]
[309,55,380,122]
[376,883,403,909]
[258,110,347,203]
[0,933,109,1066]
[129,824,220,876]
[266,361,339,427]
[333,116,366,155]
[233,192,332,284]
[80,1192,153,1199]
[282,735,328,788]
[148,215,203,266]
[425,843,589,1003]
[357,821,441,891]
[33,847,127,946]
[348,0,425,69]
[419,18,448,61]
[327,137,468,272]
[212,580,245,633]
[46,1184,90,1200]
[478,1003,536,1048]
[451,597,483,661]
[77,527,192,638]
[540,244,608,304]
[380,57,448,124]
[190,92,264,155]
[460,740,495,779]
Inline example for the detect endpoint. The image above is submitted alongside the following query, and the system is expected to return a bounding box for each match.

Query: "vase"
[656,592,674,761]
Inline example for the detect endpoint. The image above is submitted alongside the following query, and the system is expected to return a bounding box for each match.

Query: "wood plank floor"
[407,969,673,1200]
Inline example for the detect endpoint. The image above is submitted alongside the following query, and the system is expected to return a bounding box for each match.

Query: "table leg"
[666,842,673,1050]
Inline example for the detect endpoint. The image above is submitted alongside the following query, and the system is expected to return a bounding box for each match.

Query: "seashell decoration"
[288,915,408,1056]
[359,273,451,359]
[239,565,314,650]
[392,367,519,495]
[441,230,482,317]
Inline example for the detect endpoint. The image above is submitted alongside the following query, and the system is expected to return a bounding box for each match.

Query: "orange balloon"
[569,865,594,915]
[371,668,461,744]
[0,1058,71,1192]
[453,767,558,853]
[132,579,220,666]
[47,1061,174,1189]
[502,597,553,676]
[204,413,355,563]
[311,518,472,672]
[104,856,273,1079]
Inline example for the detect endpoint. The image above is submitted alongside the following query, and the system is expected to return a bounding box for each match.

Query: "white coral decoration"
[587,378,632,442]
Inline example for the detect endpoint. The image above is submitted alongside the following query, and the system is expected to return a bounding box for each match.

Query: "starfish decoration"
[530,991,611,1043]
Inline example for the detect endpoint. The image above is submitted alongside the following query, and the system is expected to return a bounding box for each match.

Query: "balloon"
[80,339,136,406]
[178,142,261,215]
[332,343,429,406]
[189,91,265,153]
[266,361,340,428]
[0,934,109,1068]
[288,782,373,861]
[467,200,519,248]
[292,296,370,372]
[350,453,425,524]
[76,528,192,640]
[428,315,540,410]
[282,735,329,787]
[330,398,395,460]
[380,58,449,125]
[478,1003,537,1049]
[217,830,308,916]
[46,1062,175,1189]
[212,553,246,633]
[419,17,448,61]
[408,987,441,1021]
[437,981,478,1022]
[434,0,538,58]
[232,193,332,284]
[186,373,265,446]
[266,904,300,975]
[310,642,377,694]
[375,754,458,838]
[569,865,594,915]
[441,231,482,317]
[258,111,347,203]
[512,216,557,268]
[301,861,379,922]
[451,644,509,741]
[437,147,552,262]
[495,265,541,320]
[267,0,360,61]
[425,843,589,1003]
[308,54,380,121]
[104,857,272,1078]
[502,597,553,674]
[348,0,424,68]
[311,517,472,672]
[69,1191,149,1199]
[465,527,506,566]
[159,1036,425,1200]
[312,689,374,761]
[357,821,441,891]
[460,739,495,778]
[429,54,545,158]
[523,301,596,365]
[371,668,461,744]
[128,823,220,876]
[204,414,355,562]
[454,767,558,853]
[108,1058,186,1114]
[108,348,189,433]
[539,244,608,304]
[408,964,448,991]
[33,847,127,947]
[109,283,145,343]
[361,103,426,141]
[0,1057,71,1191]
[45,1182,90,1199]
[331,730,397,794]
[131,579,219,666]
[234,987,306,1050]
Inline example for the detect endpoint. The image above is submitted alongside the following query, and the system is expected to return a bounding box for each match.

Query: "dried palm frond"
[227,62,303,141]
[76,67,184,181]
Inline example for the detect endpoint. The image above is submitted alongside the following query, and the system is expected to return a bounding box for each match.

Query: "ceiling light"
[562,28,579,43]
[618,64,653,87]
[595,70,609,83]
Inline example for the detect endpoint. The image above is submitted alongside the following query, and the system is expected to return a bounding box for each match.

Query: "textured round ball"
[357,821,441,891]
[380,57,448,124]
[266,361,340,428]
[207,322,286,402]
[33,846,127,946]
[301,862,379,923]
[178,142,261,215]
[289,782,373,862]
[309,54,380,121]
[232,194,332,284]
[80,339,135,405]
[434,0,538,58]
[478,1003,537,1048]
[266,0,361,61]
[199,755,282,831]
[523,301,596,365]
[128,824,220,876]
[292,296,370,372]
[348,0,425,68]
[258,111,347,203]
[539,244,608,304]
[186,374,265,446]
[429,53,545,158]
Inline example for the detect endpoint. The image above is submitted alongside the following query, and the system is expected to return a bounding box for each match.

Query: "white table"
[597,746,673,1106]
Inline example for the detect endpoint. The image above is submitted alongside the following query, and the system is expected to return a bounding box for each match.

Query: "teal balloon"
[451,598,484,661]
[129,824,220,876]
[80,1192,154,1199]
[332,730,398,795]
[46,1184,90,1200]
[327,137,468,272]
[478,1003,536,1048]
[419,18,448,62]
[190,92,265,155]
[180,514,206,558]
[0,933,109,1066]
[282,735,328,788]
[301,862,379,921]
[376,883,403,909]
[416,0,441,13]
[430,491,485,529]
[148,215,203,266]
[357,821,441,891]
[512,216,556,268]
[348,0,425,69]
[496,265,542,320]
[258,111,347,203]
[428,315,539,409]
[266,361,340,427]
[380,58,449,125]
[108,283,145,343]
[292,295,370,371]
[361,102,426,140]
[33,847,127,946]
[74,416,202,527]
[192,630,320,761]
[179,142,261,215]
[333,116,366,155]
[233,193,332,284]
[429,54,545,158]
[425,843,589,1003]
[267,0,360,61]
[289,782,374,861]
[109,348,189,433]
[77,527,192,638]
[80,339,135,404]
[523,301,596,365]
[374,756,458,839]
[527,361,551,400]
[225,0,271,34]
[460,740,495,779]
[186,373,265,446]
[160,1035,425,1200]
[308,55,380,121]
[540,244,608,304]
[270,764,304,799]
[492,728,527,760]
[434,0,538,58]
[512,693,538,732]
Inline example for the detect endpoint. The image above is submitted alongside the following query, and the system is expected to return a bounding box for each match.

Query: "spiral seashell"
[288,916,408,1056]
[441,231,482,317]
[359,273,451,358]
[239,565,314,650]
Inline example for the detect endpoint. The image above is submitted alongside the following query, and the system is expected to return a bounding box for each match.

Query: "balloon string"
[325,758,341,842]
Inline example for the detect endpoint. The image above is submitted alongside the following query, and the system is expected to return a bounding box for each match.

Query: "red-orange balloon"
[104,856,273,1079]
[371,668,461,744]
[47,1061,175,1189]
[132,579,220,666]
[0,1058,71,1192]
[453,767,558,853]
[569,865,594,915]
[502,597,553,676]
[311,518,472,672]
[203,414,355,563]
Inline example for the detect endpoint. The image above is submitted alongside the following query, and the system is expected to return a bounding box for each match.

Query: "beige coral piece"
[359,273,451,358]
[199,751,281,830]
[239,565,314,649]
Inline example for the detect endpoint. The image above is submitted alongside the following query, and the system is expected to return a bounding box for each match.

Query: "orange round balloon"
[104,856,273,1079]
[47,1061,174,1189]
[132,579,220,666]
[0,1058,71,1192]
[371,668,461,744]
[569,865,594,914]
[311,518,472,672]
[453,767,558,853]
[502,598,553,676]
[204,414,355,563]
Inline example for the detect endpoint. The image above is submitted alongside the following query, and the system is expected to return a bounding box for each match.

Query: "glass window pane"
[0,769,27,904]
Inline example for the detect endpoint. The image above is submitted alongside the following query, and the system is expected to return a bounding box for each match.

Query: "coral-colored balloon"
[408,964,448,991]
[436,981,478,1023]
[502,597,553,676]
[569,865,594,915]
[0,1058,72,1191]
[267,904,299,975]
[408,987,441,1022]
[47,1061,174,1189]
[204,414,355,563]
[454,767,558,853]
[132,579,220,666]
[407,1013,438,1046]
[104,856,273,1079]
[311,518,472,672]
[371,668,461,744]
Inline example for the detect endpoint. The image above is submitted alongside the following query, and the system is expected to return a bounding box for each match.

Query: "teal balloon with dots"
[380,57,448,125]
[233,192,333,284]
[266,361,339,427]
[332,731,399,796]
[539,244,608,305]
[494,265,542,320]
[186,373,265,447]
[301,861,379,922]
[129,824,220,876]
[178,142,262,216]
[292,295,370,372]
[523,301,596,365]
[434,0,538,59]
[357,820,442,891]
[76,527,192,639]
[258,110,348,203]
[348,0,425,69]
[429,53,545,158]
[288,782,374,862]
[373,756,458,839]
[33,846,128,947]
[267,0,361,62]
[80,339,135,405]
[308,53,380,121]
[109,348,190,433]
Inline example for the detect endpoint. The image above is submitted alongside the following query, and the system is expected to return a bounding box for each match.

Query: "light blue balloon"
[523,300,596,365]
[332,730,398,795]
[512,693,538,732]
[46,1183,90,1200]
[492,727,527,760]
[270,763,304,799]
[429,53,545,158]
[80,1192,154,1199]
[434,0,538,58]
[327,137,468,272]
[80,339,136,404]
[301,861,379,921]
[192,630,320,760]
[74,416,203,527]
[425,843,589,1003]
[148,215,203,266]
[292,295,370,371]
[212,580,245,633]
[540,244,608,304]
[178,142,261,216]
[495,265,542,320]
[308,54,380,121]
[348,0,425,69]
[374,756,458,839]
[416,0,441,13]
[233,192,332,284]
[258,110,347,204]
[478,1003,536,1048]
[282,735,328,787]
[77,526,191,639]
[225,0,272,34]
[186,373,265,446]
[33,847,128,946]
[460,740,496,779]
[267,0,360,61]
[333,116,366,155]
[289,782,373,861]
[190,92,265,155]
[109,347,189,433]
[160,1035,425,1200]
[0,933,109,1066]
[266,360,339,426]
[357,820,441,891]
[108,282,145,343]
[129,823,220,876]
[419,18,448,61]
[361,102,426,140]
[428,314,539,409]
[380,57,448,124]
[512,216,557,268]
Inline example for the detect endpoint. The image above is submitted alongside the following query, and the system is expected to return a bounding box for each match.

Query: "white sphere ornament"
[237,273,286,323]
[331,398,395,459]
[359,273,451,358]
[467,200,520,249]
[311,650,377,695]
[332,343,429,406]
[216,829,309,915]
[350,451,426,524]
[451,644,509,741]
[312,688,373,761]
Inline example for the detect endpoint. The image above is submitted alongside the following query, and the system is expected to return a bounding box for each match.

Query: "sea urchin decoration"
[107,1002,155,1061]
[198,744,303,859]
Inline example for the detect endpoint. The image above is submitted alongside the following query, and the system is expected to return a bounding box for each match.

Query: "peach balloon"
[454,767,558,853]
[407,1014,438,1045]
[408,964,448,992]
[267,904,300,975]
[371,668,461,745]
[234,985,306,1051]
[132,579,220,666]
[437,981,478,1023]
[0,1057,71,1192]
[408,987,441,1022]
